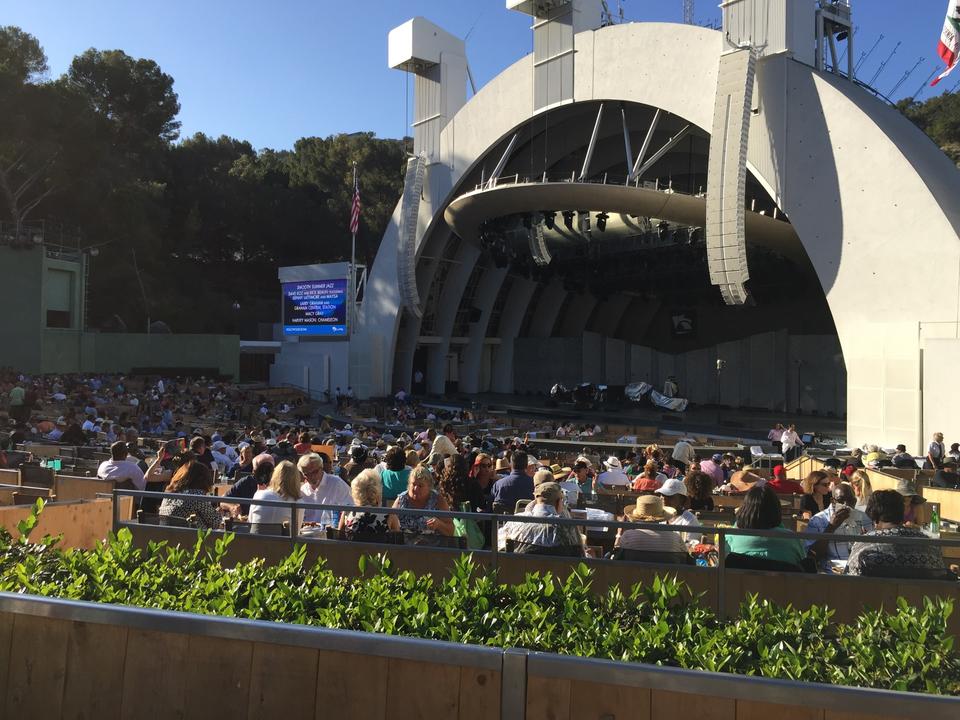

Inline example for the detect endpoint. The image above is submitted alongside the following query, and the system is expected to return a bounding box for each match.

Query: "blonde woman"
[850,469,873,512]
[339,469,400,534]
[249,460,303,533]
[392,465,454,535]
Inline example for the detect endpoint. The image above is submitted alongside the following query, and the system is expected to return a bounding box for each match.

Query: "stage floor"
[434,393,848,445]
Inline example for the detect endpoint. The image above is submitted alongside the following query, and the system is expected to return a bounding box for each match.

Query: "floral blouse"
[158,489,221,529]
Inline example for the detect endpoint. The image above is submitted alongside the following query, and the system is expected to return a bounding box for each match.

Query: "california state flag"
[932,1,960,85]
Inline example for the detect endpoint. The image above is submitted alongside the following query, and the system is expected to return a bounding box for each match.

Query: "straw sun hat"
[623,495,676,522]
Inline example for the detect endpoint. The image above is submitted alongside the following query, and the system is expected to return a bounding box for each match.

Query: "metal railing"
[111,488,960,620]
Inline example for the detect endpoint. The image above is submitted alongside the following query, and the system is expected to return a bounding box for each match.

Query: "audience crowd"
[0,369,956,581]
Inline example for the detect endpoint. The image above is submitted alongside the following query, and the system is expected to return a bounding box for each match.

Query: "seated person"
[490,451,535,511]
[846,490,951,579]
[684,472,715,511]
[765,464,803,495]
[158,459,221,529]
[338,469,400,535]
[656,478,699,545]
[224,452,274,501]
[249,461,304,534]
[799,470,831,519]
[890,444,917,469]
[718,470,764,495]
[931,457,960,489]
[724,485,806,567]
[615,495,687,560]
[393,465,454,536]
[805,483,874,570]
[501,482,584,556]
[97,440,146,489]
[596,456,631,490]
[632,460,666,492]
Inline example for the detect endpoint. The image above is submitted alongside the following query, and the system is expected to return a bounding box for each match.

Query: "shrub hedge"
[1,501,958,696]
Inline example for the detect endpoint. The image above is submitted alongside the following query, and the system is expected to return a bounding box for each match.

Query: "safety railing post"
[717,528,726,622]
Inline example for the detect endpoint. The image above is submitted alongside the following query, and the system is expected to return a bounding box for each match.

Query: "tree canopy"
[898,92,960,166]
[0,26,408,336]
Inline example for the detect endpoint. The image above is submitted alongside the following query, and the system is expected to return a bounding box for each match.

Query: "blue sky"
[5,0,958,150]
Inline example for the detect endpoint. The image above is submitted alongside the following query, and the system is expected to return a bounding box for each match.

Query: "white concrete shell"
[353,22,960,450]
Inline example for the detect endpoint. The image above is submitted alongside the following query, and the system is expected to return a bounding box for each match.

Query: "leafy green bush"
[1,501,958,695]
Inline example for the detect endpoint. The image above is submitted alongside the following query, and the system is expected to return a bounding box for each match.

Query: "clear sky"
[5,0,958,150]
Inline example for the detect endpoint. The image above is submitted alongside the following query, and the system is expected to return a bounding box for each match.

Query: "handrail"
[111,488,960,547]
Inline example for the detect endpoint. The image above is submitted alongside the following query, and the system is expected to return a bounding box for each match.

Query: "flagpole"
[351,162,357,332]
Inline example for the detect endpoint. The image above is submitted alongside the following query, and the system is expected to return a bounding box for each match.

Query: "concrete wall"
[41,332,240,379]
[0,246,44,372]
[515,329,846,415]
[270,340,349,401]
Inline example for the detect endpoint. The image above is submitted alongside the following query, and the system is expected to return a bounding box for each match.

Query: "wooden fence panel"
[651,689,735,720]
[62,620,128,720]
[315,650,388,720]
[386,657,462,719]
[247,642,319,720]
[120,629,190,720]
[458,665,501,720]
[569,679,650,720]
[5,613,70,718]
[183,635,253,720]
[526,674,571,720]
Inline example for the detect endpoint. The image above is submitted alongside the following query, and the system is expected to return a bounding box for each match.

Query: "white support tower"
[683,0,694,24]
[388,18,468,165]
[507,0,606,109]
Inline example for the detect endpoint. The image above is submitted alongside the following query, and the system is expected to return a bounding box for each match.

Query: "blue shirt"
[491,471,534,511]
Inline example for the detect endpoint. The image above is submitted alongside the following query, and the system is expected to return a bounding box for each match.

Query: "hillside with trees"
[0,26,407,336]
[898,92,960,166]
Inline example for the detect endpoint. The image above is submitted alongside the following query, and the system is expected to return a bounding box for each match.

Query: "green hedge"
[1,501,958,696]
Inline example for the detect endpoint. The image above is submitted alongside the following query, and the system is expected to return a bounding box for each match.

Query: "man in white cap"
[596,456,630,490]
[656,478,698,544]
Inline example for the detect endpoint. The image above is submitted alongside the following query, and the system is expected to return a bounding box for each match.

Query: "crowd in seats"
[1,369,956,581]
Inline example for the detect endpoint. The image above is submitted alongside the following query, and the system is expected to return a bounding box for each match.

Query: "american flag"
[349,175,361,235]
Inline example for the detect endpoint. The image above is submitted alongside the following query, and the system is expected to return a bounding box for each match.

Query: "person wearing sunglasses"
[799,470,831,519]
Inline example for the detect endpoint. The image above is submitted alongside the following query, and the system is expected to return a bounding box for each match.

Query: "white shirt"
[596,469,631,488]
[299,473,354,524]
[671,441,696,465]
[96,459,146,490]
[211,450,233,472]
[558,480,581,507]
[781,430,801,451]
[249,489,303,532]
[157,380,165,394]
[81,420,94,432]
[668,509,699,544]
[431,434,457,458]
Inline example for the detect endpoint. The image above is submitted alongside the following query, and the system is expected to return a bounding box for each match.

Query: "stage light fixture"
[562,210,575,230]
[542,211,556,230]
[836,30,848,41]
[596,212,609,232]
[578,211,591,234]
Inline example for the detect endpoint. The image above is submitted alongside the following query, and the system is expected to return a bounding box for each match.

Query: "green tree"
[898,92,960,165]
[0,26,47,83]
[66,49,181,159]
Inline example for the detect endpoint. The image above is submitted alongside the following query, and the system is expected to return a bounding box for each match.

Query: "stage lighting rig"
[596,212,609,231]
[562,210,575,230]
[541,211,556,230]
